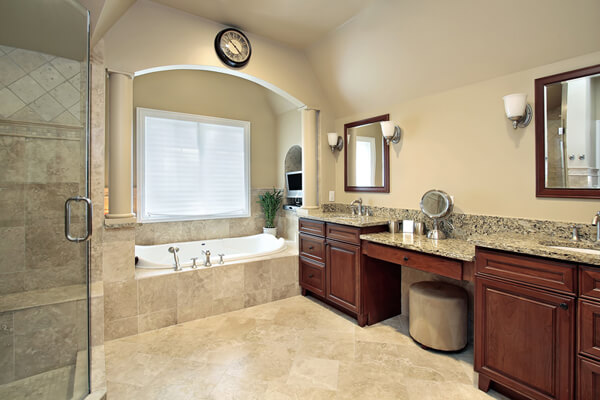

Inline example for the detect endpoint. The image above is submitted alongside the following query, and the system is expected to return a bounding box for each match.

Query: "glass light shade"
[380,121,395,138]
[327,132,339,146]
[503,93,527,119]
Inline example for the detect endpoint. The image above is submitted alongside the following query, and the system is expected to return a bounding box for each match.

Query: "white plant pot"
[263,227,277,236]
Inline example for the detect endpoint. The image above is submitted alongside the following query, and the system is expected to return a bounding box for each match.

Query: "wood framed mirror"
[344,114,390,193]
[535,64,600,198]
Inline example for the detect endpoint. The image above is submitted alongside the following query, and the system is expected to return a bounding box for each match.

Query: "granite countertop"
[469,233,600,266]
[360,232,476,262]
[299,211,390,227]
[359,231,600,266]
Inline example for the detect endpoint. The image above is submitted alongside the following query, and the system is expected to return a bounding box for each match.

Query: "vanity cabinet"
[298,218,387,325]
[475,248,576,400]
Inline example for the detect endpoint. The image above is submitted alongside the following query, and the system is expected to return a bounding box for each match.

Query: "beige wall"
[133,69,280,188]
[276,109,302,189]
[328,52,600,223]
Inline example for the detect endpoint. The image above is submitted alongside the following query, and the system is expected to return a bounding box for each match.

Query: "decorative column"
[301,108,319,210]
[105,70,136,223]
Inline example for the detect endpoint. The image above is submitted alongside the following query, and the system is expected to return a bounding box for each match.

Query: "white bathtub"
[135,233,287,269]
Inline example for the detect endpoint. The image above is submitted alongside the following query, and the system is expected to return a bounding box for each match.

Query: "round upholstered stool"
[409,281,468,351]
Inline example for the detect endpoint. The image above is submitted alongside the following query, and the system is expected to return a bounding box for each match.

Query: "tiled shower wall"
[0,45,84,125]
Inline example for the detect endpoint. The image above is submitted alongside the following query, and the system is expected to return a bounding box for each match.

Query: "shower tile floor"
[105,296,509,400]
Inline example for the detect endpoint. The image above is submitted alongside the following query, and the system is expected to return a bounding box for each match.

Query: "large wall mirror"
[344,114,390,192]
[535,64,600,198]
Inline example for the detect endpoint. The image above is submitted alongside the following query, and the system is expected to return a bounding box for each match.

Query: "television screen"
[286,171,302,197]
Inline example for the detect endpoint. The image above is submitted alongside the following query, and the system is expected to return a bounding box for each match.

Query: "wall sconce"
[380,121,401,144]
[502,93,532,129]
[327,132,343,153]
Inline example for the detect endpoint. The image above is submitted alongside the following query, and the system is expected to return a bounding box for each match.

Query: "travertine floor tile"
[104,295,510,399]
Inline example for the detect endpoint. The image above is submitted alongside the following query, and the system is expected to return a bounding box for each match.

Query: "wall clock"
[214,28,252,68]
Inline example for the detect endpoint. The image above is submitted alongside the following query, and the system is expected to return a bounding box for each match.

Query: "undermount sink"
[547,246,600,256]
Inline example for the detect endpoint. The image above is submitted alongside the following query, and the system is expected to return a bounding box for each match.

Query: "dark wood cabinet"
[475,275,575,400]
[326,239,360,312]
[298,218,387,325]
[578,356,600,400]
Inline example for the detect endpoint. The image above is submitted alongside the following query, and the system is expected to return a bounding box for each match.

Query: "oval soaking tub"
[135,233,287,269]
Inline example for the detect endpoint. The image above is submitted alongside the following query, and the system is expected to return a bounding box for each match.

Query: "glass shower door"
[0,1,91,398]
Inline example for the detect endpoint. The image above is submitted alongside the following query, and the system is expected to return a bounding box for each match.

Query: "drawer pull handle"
[559,303,568,310]
[308,274,314,278]
[403,256,409,261]
[308,246,314,250]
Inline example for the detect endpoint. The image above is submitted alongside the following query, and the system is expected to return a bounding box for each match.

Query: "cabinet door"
[475,276,575,400]
[578,356,600,400]
[326,239,360,313]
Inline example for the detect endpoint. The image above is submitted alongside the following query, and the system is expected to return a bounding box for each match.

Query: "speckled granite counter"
[360,232,476,262]
[359,231,600,266]
[299,211,390,227]
[469,233,600,266]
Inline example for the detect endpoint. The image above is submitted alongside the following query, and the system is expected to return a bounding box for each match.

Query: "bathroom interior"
[1,0,600,399]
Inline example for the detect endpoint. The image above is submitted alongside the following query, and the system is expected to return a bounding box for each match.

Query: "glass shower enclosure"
[0,0,91,399]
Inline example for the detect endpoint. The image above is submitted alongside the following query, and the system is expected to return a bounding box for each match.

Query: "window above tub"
[136,107,251,223]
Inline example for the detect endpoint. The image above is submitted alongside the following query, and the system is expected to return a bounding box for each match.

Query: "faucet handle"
[218,253,225,264]
[190,257,199,269]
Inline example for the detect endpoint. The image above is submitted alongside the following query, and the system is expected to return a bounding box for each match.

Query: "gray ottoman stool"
[409,281,468,351]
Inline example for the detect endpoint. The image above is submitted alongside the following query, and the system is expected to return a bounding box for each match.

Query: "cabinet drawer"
[580,266,600,300]
[326,223,361,245]
[299,219,325,237]
[362,241,464,281]
[299,257,325,296]
[579,299,600,361]
[578,356,600,400]
[299,233,325,262]
[475,248,576,294]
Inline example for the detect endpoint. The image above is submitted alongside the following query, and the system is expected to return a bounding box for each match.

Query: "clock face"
[215,28,251,68]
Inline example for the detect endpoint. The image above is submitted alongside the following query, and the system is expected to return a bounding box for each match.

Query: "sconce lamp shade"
[502,93,532,129]
[327,132,343,152]
[328,132,339,147]
[380,121,401,144]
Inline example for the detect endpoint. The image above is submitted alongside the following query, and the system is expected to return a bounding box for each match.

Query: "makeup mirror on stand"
[420,190,454,240]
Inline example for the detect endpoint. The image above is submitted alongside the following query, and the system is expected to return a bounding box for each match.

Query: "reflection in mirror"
[535,64,600,198]
[344,114,390,192]
[420,189,453,240]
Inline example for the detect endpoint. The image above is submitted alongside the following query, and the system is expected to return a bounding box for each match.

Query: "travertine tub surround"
[104,252,300,341]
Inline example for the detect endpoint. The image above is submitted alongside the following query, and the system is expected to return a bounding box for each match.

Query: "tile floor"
[105,295,509,399]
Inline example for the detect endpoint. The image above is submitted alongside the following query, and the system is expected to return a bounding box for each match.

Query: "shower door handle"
[65,197,93,242]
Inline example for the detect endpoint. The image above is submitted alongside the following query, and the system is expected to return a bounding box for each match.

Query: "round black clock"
[214,28,252,68]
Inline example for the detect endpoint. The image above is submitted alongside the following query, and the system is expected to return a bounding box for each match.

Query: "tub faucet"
[218,253,225,265]
[350,198,363,216]
[168,247,182,271]
[202,250,212,267]
[593,211,600,242]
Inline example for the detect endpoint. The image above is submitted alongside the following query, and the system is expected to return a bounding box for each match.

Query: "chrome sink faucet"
[593,211,600,242]
[168,247,182,271]
[350,198,363,216]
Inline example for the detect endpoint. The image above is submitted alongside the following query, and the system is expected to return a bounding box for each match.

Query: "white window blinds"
[137,108,250,223]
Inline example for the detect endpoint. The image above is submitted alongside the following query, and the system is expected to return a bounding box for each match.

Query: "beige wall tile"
[0,312,14,385]
[244,289,271,308]
[270,256,299,287]
[212,295,244,315]
[213,264,244,300]
[271,283,301,301]
[25,183,79,223]
[13,302,79,379]
[0,272,24,295]
[138,308,176,333]
[0,184,25,227]
[0,136,25,185]
[0,226,24,274]
[104,280,138,322]
[23,264,85,291]
[25,222,84,271]
[244,261,271,292]
[24,138,80,184]
[90,296,104,347]
[102,239,134,283]
[104,315,138,341]
[138,274,177,314]
[176,268,213,323]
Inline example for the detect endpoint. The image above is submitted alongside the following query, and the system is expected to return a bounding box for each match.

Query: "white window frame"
[136,107,251,223]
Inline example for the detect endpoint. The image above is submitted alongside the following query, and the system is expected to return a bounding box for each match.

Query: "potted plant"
[257,188,283,236]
